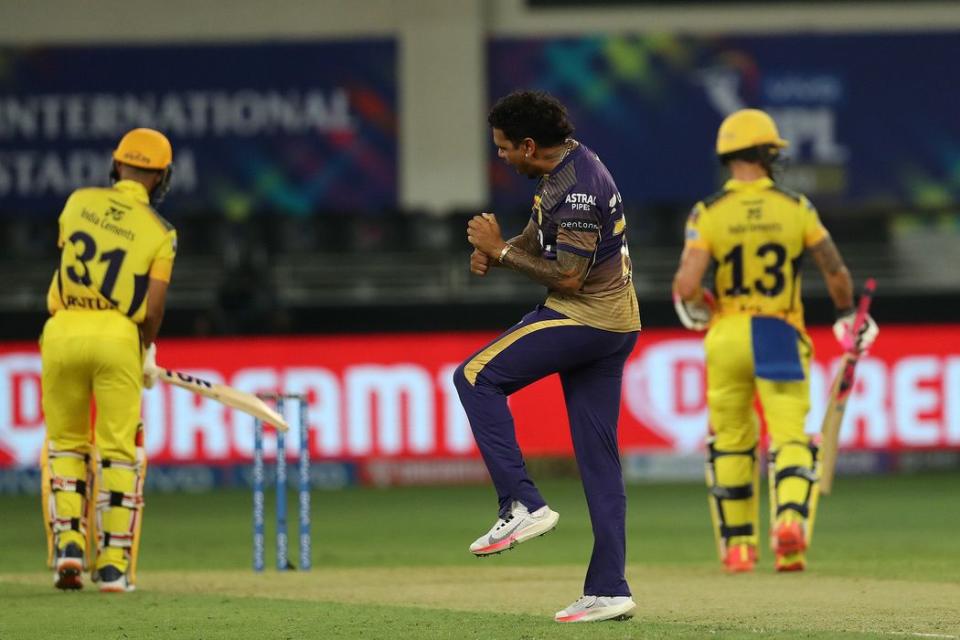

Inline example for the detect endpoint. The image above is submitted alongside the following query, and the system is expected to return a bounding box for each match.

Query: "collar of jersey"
[723,177,775,192]
[113,180,150,204]
[542,138,580,180]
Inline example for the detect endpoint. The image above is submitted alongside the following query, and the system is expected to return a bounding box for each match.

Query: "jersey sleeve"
[148,229,177,282]
[554,192,602,258]
[56,191,82,248]
[47,192,80,313]
[683,203,710,251]
[800,196,829,248]
[45,271,63,315]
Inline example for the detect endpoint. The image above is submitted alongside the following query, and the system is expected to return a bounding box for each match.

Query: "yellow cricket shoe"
[775,550,807,572]
[723,543,757,573]
[774,518,808,572]
[774,519,807,556]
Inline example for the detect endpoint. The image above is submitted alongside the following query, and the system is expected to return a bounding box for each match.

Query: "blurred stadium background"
[2,2,960,637]
[1,0,959,532]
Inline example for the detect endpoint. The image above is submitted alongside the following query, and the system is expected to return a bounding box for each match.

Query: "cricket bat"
[818,278,876,495]
[148,367,288,431]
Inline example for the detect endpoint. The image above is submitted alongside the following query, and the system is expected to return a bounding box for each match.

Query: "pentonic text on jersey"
[559,219,600,231]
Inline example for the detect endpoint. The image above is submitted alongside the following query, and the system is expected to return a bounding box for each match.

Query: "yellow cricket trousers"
[41,310,143,571]
[704,313,815,544]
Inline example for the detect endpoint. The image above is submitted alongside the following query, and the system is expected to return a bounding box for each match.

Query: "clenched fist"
[470,249,491,276]
[467,213,506,259]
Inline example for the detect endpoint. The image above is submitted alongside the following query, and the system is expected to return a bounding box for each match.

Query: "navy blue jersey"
[531,141,640,332]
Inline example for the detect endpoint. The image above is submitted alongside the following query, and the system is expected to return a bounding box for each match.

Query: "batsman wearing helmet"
[672,109,878,573]
[41,128,177,592]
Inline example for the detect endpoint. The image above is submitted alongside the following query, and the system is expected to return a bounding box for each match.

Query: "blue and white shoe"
[95,565,133,593]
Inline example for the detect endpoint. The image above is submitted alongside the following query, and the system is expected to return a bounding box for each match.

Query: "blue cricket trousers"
[453,305,638,597]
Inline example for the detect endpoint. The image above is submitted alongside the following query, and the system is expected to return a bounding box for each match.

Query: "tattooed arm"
[470,218,541,275]
[809,237,854,311]
[482,220,542,271]
[502,248,591,294]
[466,213,590,292]
[504,220,542,257]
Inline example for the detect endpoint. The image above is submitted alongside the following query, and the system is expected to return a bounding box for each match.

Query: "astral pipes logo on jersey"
[565,193,597,211]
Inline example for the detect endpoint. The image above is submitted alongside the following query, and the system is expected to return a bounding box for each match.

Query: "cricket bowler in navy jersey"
[453,91,640,623]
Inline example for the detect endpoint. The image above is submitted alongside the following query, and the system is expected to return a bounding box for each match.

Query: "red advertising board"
[2,325,959,467]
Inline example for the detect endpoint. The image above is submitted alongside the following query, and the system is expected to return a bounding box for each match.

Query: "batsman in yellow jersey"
[672,110,878,573]
[41,128,177,592]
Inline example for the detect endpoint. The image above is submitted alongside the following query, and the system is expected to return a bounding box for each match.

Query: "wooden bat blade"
[819,278,876,496]
[150,367,288,431]
[818,356,853,495]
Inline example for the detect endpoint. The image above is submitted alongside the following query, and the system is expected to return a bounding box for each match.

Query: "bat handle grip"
[848,278,876,354]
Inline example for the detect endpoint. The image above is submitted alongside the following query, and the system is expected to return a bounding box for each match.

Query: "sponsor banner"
[0,41,397,215]
[2,325,960,468]
[489,34,960,210]
[4,454,954,495]
[620,451,907,485]
[0,462,357,496]
[362,458,491,488]
[623,453,704,483]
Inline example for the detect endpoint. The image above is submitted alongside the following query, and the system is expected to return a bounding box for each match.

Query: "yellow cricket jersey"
[46,180,177,324]
[684,177,828,332]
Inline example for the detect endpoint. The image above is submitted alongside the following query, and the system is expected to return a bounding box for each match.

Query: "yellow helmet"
[716,109,788,156]
[113,128,173,170]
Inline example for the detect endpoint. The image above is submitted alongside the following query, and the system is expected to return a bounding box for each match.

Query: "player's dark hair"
[718,144,782,178]
[488,90,575,148]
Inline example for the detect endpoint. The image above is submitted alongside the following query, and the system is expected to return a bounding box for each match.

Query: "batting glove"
[833,309,879,353]
[143,343,159,389]
[673,290,715,332]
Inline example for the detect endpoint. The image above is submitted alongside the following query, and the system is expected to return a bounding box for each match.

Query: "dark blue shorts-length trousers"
[453,305,638,597]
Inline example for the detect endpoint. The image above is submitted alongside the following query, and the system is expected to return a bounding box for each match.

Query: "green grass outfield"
[1,473,958,639]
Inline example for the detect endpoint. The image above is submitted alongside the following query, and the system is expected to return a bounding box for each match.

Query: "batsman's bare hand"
[470,249,490,276]
[467,213,506,259]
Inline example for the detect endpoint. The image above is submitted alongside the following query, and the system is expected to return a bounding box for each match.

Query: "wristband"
[497,244,513,263]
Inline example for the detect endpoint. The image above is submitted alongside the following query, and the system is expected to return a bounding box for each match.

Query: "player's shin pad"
[768,440,819,547]
[705,439,759,559]
[92,449,145,586]
[42,440,93,569]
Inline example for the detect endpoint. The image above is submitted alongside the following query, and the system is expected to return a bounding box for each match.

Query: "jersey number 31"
[64,230,149,317]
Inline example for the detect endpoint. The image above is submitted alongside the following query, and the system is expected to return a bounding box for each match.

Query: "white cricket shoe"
[554,595,636,623]
[469,501,559,556]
